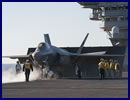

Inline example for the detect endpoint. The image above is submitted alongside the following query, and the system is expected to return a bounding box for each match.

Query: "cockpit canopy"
[38,42,45,50]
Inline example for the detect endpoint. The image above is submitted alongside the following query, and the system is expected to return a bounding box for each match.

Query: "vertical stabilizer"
[44,34,51,45]
[77,33,89,54]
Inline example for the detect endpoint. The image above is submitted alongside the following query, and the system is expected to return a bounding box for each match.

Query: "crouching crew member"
[23,60,33,82]
[98,58,105,80]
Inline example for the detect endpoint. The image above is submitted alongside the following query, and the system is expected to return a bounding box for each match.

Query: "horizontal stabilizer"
[83,51,106,55]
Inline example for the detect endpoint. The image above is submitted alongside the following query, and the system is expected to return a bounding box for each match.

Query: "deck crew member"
[23,59,33,82]
[104,60,109,77]
[15,61,21,74]
[109,59,115,78]
[110,59,114,70]
[75,64,82,79]
[115,60,120,72]
[114,60,120,78]
[98,58,105,80]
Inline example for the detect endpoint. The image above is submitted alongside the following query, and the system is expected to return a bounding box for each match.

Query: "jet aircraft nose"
[33,51,47,63]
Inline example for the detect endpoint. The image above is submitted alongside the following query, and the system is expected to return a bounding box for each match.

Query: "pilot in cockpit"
[37,42,45,50]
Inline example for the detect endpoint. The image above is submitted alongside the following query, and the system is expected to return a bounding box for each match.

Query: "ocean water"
[2,64,41,83]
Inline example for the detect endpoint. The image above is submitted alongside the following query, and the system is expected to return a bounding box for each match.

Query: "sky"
[2,2,112,64]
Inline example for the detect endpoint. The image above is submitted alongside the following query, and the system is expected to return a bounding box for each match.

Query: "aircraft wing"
[2,55,30,64]
[70,53,124,64]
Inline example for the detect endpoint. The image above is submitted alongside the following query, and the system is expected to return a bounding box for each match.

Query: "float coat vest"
[25,63,31,69]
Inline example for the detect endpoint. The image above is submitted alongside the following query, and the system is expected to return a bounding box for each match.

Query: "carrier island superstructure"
[78,2,128,71]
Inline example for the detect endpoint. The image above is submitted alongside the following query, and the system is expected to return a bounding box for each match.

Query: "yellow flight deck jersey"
[104,62,110,70]
[110,62,114,70]
[25,63,31,69]
[98,61,105,69]
[115,63,120,71]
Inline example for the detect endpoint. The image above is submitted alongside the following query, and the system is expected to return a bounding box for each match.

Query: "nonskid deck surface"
[2,77,128,98]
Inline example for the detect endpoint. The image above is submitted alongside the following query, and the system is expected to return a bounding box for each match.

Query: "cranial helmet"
[26,59,29,63]
[100,58,104,61]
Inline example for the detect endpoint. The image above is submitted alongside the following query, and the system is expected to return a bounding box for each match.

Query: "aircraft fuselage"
[33,42,71,66]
